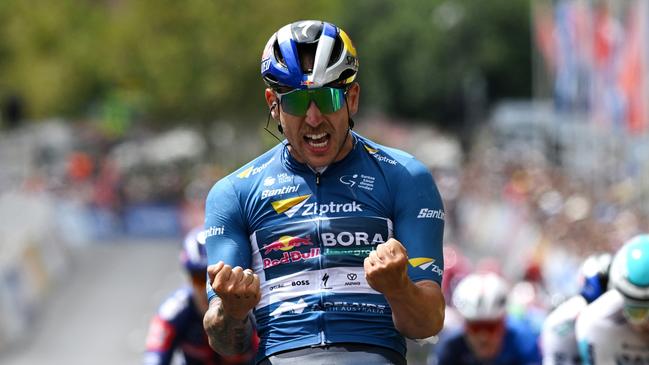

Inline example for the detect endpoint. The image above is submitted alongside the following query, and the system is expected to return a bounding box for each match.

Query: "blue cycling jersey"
[204,132,445,362]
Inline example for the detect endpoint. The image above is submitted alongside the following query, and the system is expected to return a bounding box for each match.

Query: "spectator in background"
[540,252,611,365]
[575,234,649,364]
[435,272,542,365]
[2,93,25,129]
[143,227,257,365]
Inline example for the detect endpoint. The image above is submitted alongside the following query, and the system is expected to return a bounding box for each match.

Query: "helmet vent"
[327,36,343,67]
[273,40,285,67]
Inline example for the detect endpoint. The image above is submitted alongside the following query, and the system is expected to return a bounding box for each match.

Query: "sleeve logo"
[417,208,445,220]
[409,257,443,276]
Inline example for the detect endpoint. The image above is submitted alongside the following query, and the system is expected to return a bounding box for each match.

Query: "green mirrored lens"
[279,88,345,116]
[312,88,345,114]
[280,90,311,116]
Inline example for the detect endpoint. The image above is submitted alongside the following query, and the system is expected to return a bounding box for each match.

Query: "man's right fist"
[208,261,261,320]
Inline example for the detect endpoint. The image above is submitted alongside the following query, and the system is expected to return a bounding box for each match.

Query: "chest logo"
[271,194,311,218]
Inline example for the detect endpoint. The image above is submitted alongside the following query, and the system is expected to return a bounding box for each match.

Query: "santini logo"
[261,184,300,199]
[417,208,445,220]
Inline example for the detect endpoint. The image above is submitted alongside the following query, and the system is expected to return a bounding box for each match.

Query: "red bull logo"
[262,235,313,254]
[263,248,321,269]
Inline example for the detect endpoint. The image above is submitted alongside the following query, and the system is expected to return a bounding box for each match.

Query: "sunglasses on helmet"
[276,87,347,116]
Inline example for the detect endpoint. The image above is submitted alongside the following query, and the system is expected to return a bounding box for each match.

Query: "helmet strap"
[264,105,284,143]
[344,94,355,130]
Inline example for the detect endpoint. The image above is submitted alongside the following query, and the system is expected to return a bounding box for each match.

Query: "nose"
[304,101,324,128]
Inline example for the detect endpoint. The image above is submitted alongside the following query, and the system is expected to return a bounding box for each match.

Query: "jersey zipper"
[314,170,326,346]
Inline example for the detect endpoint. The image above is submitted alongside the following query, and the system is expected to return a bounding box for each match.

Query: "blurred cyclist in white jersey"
[540,252,611,365]
[575,234,649,364]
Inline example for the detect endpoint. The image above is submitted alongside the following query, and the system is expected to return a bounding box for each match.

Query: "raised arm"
[203,262,260,355]
[376,155,446,337]
[202,179,258,355]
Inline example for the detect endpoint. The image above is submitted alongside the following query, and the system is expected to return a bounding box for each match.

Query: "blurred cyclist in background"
[540,252,611,365]
[575,234,649,364]
[144,227,257,365]
[435,271,542,365]
[203,19,445,365]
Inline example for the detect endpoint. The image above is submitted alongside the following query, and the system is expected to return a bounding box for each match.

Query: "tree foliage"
[0,0,530,131]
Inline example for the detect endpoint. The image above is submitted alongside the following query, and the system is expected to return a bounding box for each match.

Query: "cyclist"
[202,20,445,365]
[540,252,611,365]
[575,234,649,364]
[144,227,257,365]
[435,272,542,365]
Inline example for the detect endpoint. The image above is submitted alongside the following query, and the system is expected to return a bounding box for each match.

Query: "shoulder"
[543,295,587,333]
[157,287,194,322]
[576,290,624,336]
[231,144,283,180]
[207,144,284,201]
[357,135,431,177]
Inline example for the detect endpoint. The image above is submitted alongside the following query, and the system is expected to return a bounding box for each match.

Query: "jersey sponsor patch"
[339,174,375,191]
[237,157,274,178]
[263,248,321,269]
[409,257,443,276]
[261,184,300,199]
[417,208,445,220]
[271,194,311,218]
[270,298,308,318]
[364,145,397,165]
[262,235,314,254]
[204,225,224,237]
[271,195,363,218]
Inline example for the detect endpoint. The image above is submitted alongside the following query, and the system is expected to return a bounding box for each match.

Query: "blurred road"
[0,239,184,365]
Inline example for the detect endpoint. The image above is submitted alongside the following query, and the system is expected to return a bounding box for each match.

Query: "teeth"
[309,140,328,148]
[306,133,327,140]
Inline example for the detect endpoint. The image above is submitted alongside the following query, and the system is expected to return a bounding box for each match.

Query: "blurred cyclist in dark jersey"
[143,227,257,365]
[435,271,542,365]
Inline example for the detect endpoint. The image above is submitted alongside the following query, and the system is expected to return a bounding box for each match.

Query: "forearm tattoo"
[205,299,253,355]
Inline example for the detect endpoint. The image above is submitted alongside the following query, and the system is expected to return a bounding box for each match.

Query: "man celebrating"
[203,20,445,365]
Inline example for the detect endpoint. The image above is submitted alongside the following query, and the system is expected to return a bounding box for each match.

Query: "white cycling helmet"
[452,272,510,321]
[610,234,649,302]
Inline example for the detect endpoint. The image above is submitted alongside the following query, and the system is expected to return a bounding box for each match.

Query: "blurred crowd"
[2,111,649,362]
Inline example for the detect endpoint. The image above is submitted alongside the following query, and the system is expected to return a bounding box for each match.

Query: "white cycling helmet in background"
[452,272,510,321]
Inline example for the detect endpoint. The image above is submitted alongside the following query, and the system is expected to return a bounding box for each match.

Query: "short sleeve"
[204,177,251,302]
[393,160,445,284]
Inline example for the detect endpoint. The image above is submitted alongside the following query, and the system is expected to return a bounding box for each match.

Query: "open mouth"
[304,132,330,149]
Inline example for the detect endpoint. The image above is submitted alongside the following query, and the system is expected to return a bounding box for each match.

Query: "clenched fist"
[207,262,261,320]
[364,238,410,296]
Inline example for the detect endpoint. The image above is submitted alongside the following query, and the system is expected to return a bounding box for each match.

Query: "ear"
[345,83,360,116]
[265,88,279,118]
